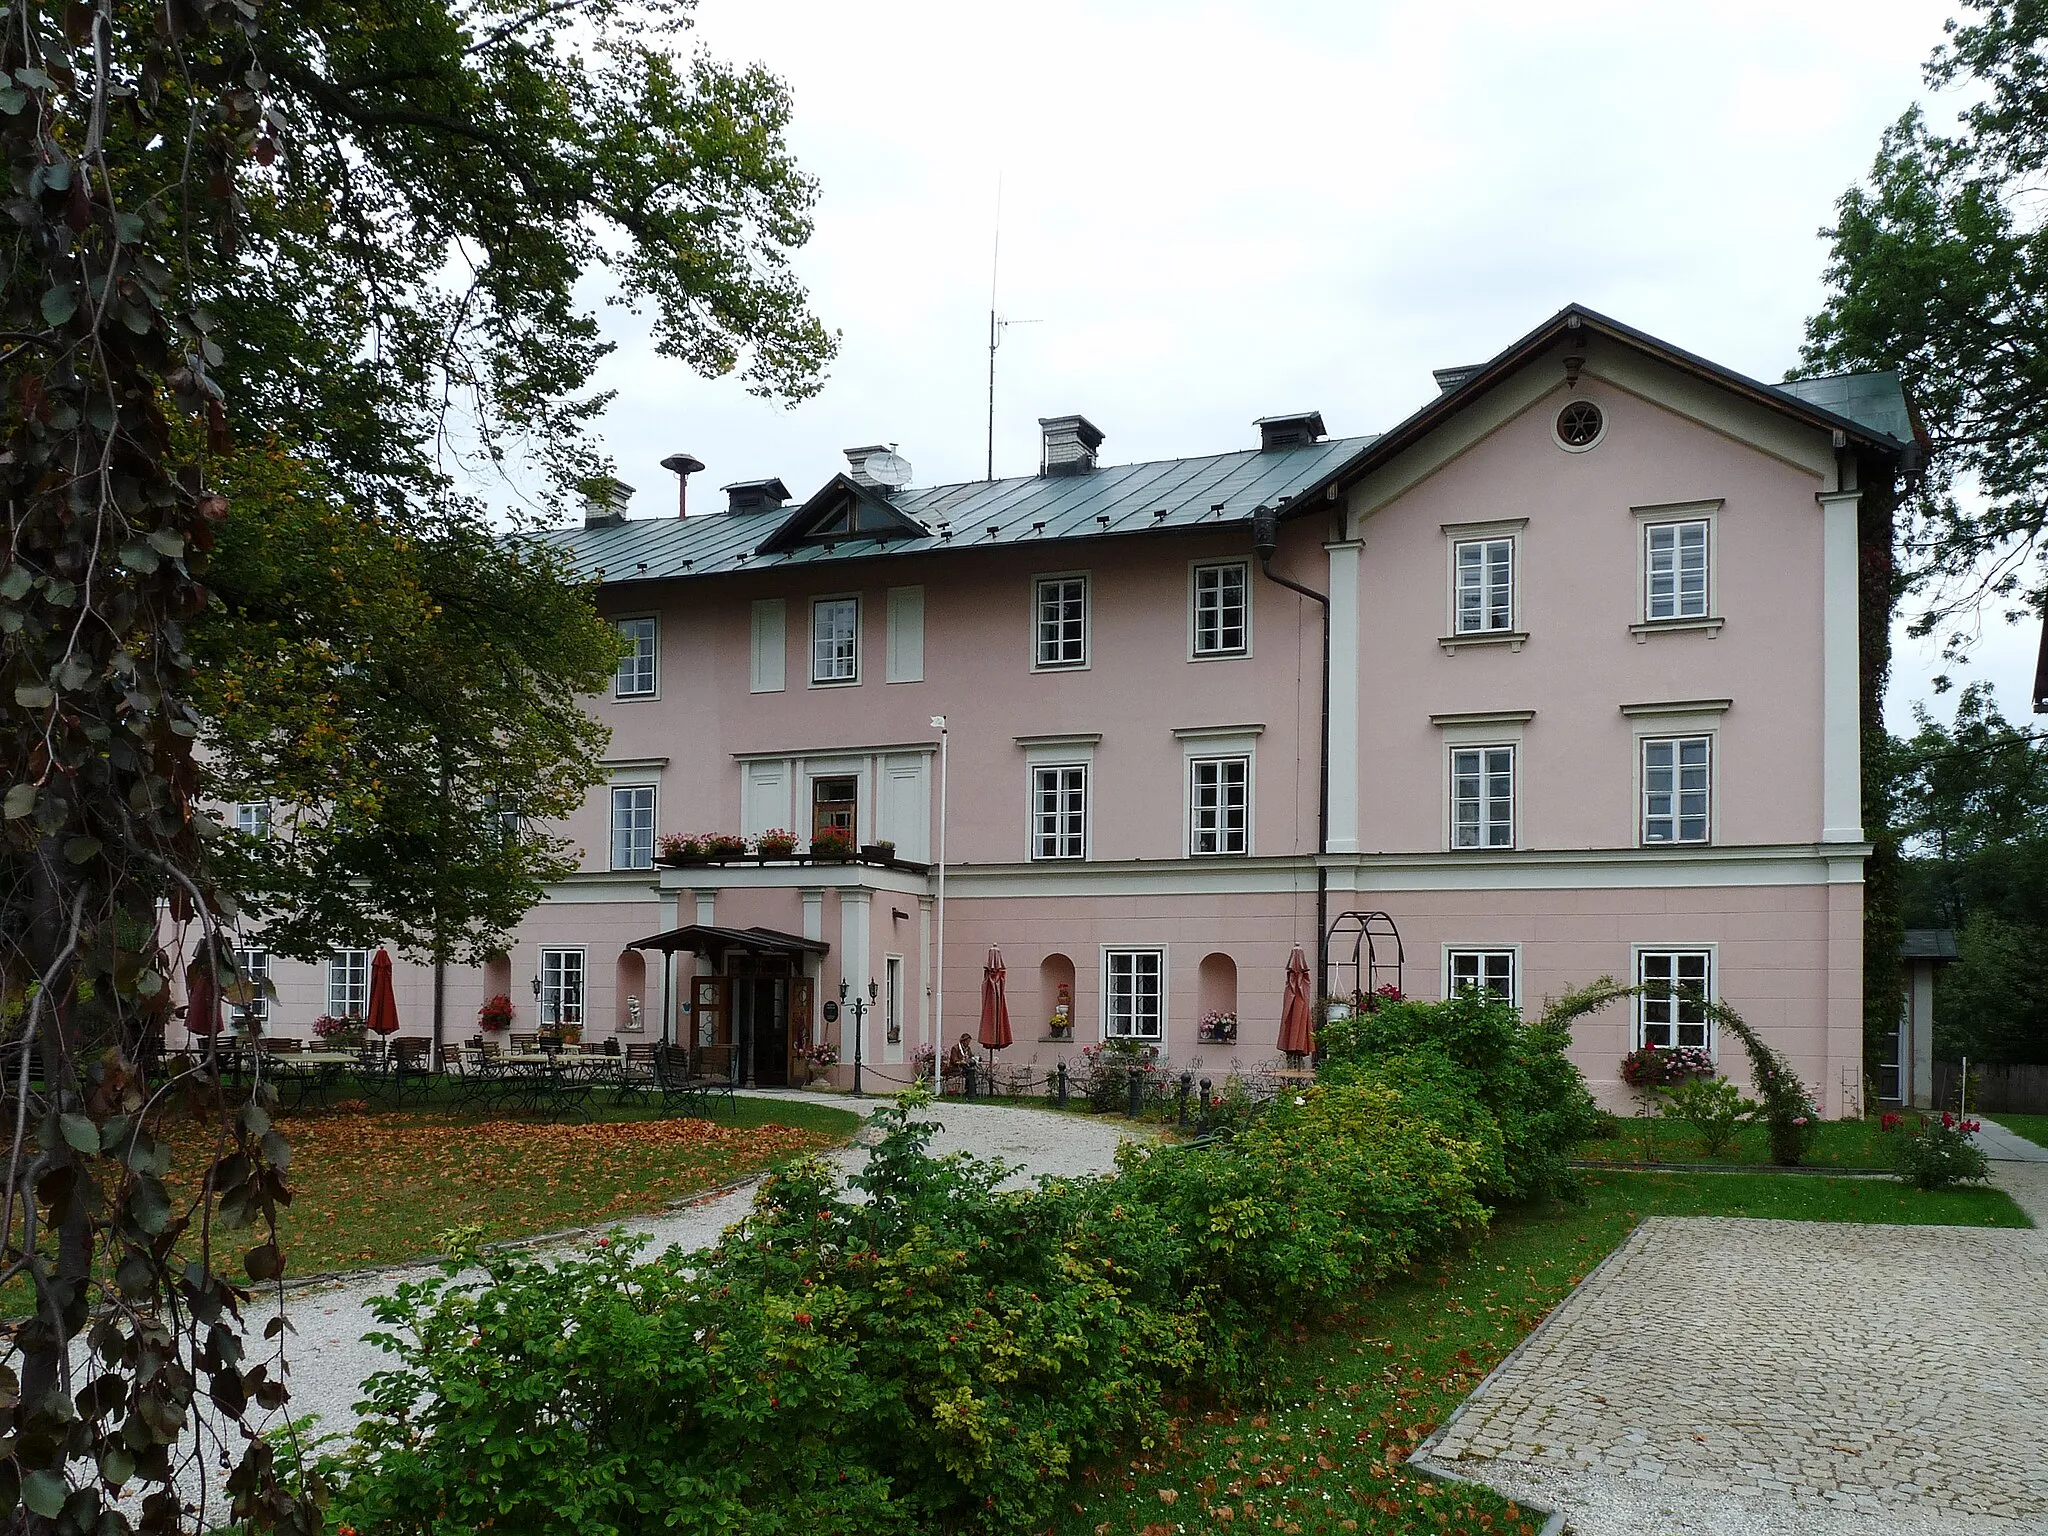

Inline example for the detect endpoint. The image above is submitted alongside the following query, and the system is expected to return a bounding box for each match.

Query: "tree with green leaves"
[1800,0,2048,668]
[3,0,834,1528]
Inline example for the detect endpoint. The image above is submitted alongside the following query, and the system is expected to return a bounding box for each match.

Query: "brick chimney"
[844,445,892,489]
[1038,415,1104,477]
[581,477,634,529]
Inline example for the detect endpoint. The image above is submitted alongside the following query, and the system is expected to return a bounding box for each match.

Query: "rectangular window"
[1642,736,1711,844]
[231,948,269,1028]
[811,597,859,684]
[1034,576,1089,668]
[540,948,585,1028]
[326,950,369,1020]
[1453,537,1514,634]
[1448,948,1516,1005]
[485,792,521,847]
[1644,521,1709,621]
[1191,561,1249,657]
[1189,755,1250,855]
[1450,746,1515,849]
[234,802,271,838]
[1637,949,1711,1050]
[614,616,658,698]
[812,775,857,842]
[610,784,656,870]
[1104,949,1165,1041]
[1031,764,1087,860]
[885,955,904,1044]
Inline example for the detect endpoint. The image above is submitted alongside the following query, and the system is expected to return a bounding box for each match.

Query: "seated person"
[942,1032,976,1080]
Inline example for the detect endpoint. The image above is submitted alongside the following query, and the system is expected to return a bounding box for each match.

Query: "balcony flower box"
[755,828,798,860]
[860,840,895,864]
[810,828,855,862]
[657,833,709,867]
[701,834,749,863]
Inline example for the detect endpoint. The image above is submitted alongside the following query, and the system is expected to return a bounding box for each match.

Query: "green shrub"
[1883,1110,1992,1190]
[1706,1000,1818,1165]
[1317,988,1600,1200]
[323,1083,1494,1535]
[1655,1075,1760,1156]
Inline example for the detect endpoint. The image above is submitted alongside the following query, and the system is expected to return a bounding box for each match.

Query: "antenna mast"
[985,178,1041,482]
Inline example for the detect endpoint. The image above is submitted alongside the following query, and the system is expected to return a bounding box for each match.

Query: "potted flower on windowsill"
[703,833,748,863]
[755,827,798,860]
[810,827,855,862]
[657,833,708,867]
[860,837,896,864]
[477,994,513,1033]
[1198,1009,1238,1043]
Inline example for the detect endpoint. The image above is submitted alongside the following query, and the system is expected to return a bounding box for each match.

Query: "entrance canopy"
[625,924,829,962]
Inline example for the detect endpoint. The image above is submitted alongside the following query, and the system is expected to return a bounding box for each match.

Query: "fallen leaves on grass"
[235,1112,838,1276]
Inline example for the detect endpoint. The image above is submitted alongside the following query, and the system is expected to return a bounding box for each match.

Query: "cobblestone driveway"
[1422,1200,2048,1535]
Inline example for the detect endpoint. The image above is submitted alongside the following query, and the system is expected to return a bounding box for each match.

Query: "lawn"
[1046,1168,2028,1536]
[185,1095,860,1277]
[1574,1112,1895,1169]
[1988,1112,2048,1149]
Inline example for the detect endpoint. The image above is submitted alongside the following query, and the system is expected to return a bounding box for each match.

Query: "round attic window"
[1554,399,1605,451]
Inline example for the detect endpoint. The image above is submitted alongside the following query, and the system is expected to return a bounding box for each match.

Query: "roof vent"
[1432,365,1484,395]
[580,476,634,530]
[723,477,791,515]
[1038,414,1104,477]
[1255,411,1326,452]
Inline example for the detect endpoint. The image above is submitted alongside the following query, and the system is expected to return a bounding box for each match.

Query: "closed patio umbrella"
[977,946,1012,1072]
[1277,946,1314,1061]
[185,959,223,1039]
[366,947,401,1038]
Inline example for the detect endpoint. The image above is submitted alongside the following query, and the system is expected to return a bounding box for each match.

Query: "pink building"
[224,307,1915,1115]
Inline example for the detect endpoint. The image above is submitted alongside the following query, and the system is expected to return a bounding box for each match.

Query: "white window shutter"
[750,599,786,693]
[885,586,924,683]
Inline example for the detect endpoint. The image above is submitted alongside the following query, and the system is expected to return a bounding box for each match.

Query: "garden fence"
[1932,1060,2048,1115]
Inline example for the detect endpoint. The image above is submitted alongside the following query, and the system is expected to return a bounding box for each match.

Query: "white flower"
[1294,1095,1306,1105]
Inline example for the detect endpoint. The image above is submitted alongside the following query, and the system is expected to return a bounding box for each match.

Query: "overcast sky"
[563,0,2031,732]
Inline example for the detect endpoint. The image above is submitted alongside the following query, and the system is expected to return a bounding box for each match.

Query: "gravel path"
[278,1095,1140,1443]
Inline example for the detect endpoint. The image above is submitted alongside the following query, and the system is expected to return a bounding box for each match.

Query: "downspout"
[1251,505,1332,995]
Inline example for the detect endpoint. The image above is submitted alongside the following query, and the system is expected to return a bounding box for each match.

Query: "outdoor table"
[266,1050,364,1110]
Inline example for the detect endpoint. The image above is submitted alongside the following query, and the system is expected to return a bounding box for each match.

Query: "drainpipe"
[1250,505,1331,995]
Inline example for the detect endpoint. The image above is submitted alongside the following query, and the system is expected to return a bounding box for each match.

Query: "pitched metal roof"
[1774,371,1917,446]
[543,435,1374,587]
[1900,929,1961,963]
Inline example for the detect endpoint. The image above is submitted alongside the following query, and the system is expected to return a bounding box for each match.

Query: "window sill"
[1187,649,1251,663]
[1630,617,1723,643]
[1439,630,1528,654]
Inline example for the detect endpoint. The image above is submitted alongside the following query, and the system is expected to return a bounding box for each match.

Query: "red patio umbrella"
[184,960,223,1039]
[977,945,1013,1055]
[1277,946,1315,1059]
[365,947,401,1037]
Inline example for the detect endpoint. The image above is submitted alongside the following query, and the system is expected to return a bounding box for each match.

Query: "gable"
[753,475,929,556]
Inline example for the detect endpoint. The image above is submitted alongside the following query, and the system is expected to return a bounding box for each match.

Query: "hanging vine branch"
[1,0,310,1530]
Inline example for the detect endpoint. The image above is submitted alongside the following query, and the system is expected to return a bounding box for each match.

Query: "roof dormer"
[753,474,930,557]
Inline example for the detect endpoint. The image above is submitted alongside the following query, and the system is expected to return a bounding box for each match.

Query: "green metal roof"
[547,434,1375,587]
[1774,371,1916,446]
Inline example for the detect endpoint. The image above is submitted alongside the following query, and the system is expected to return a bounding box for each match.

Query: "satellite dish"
[865,451,912,489]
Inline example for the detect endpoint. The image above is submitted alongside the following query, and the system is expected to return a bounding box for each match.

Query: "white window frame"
[1630,500,1723,640]
[1634,947,1714,1052]
[234,802,271,838]
[613,615,658,699]
[1448,744,1516,850]
[810,595,861,686]
[1031,573,1090,671]
[1187,754,1250,856]
[884,954,904,1045]
[1640,735,1712,846]
[1439,519,1527,652]
[1445,947,1518,1006]
[609,783,656,870]
[1189,559,1251,660]
[231,947,269,1028]
[540,947,586,1028]
[1643,519,1711,623]
[1453,537,1514,634]
[1030,763,1088,861]
[326,950,369,1020]
[1102,947,1165,1042]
